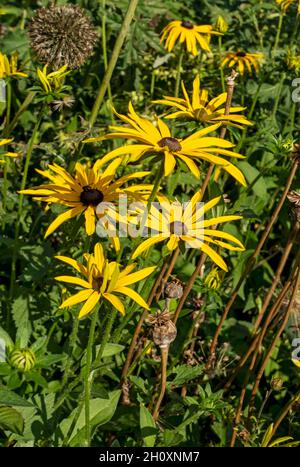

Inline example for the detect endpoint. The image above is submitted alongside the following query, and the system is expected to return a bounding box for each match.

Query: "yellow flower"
[277,0,300,14]
[204,267,223,289]
[215,16,228,34]
[37,64,70,93]
[287,50,300,72]
[0,138,20,163]
[222,51,263,75]
[55,243,155,318]
[0,52,28,79]
[153,75,252,129]
[20,158,152,245]
[292,359,300,368]
[84,102,246,185]
[160,20,221,56]
[131,194,244,271]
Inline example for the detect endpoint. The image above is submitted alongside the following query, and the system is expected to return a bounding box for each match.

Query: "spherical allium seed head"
[28,5,98,69]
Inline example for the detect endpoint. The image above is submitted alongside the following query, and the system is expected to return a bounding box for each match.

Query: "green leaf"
[95,343,125,359]
[238,161,267,198]
[140,404,157,447]
[0,389,33,407]
[12,296,31,348]
[0,406,24,434]
[167,365,204,388]
[60,390,121,446]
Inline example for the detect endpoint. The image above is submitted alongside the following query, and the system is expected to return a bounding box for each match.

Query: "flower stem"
[9,106,45,306]
[152,346,168,420]
[175,48,184,98]
[84,309,98,446]
[93,308,117,370]
[89,0,139,128]
[272,12,284,59]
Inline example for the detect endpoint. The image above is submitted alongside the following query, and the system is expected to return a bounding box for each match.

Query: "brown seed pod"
[165,279,183,299]
[287,190,300,224]
[153,320,177,348]
[28,5,98,69]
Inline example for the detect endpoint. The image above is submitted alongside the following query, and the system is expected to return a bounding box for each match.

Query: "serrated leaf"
[0,389,33,407]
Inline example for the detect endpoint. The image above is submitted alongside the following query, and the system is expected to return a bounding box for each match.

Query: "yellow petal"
[60,289,94,309]
[78,291,101,318]
[200,243,228,271]
[55,275,92,289]
[45,206,84,238]
[116,266,156,287]
[132,236,165,259]
[116,286,150,310]
[84,205,96,235]
[103,292,125,314]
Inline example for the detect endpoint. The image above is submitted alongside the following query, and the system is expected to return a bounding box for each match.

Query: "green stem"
[9,106,44,301]
[175,49,184,98]
[272,12,283,59]
[2,81,12,231]
[218,37,225,92]
[150,69,156,98]
[235,81,262,153]
[89,0,139,128]
[101,0,115,124]
[84,309,98,446]
[271,72,286,121]
[93,308,117,370]
[4,91,36,137]
[129,158,164,259]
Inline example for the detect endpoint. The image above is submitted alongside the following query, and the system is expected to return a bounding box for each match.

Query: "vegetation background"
[0,0,299,447]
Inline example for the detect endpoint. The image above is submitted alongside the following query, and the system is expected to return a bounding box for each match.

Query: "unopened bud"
[9,348,36,372]
[270,377,283,391]
[215,15,228,33]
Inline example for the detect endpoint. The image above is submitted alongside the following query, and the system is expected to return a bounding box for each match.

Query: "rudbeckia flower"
[277,0,300,14]
[37,64,70,93]
[222,51,263,75]
[84,102,246,185]
[0,52,28,79]
[153,75,252,129]
[20,158,153,244]
[0,138,20,157]
[131,194,244,271]
[160,20,221,55]
[55,243,155,318]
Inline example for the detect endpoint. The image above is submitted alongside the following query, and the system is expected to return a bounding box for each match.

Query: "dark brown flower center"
[236,51,246,57]
[181,20,194,29]
[92,276,103,291]
[80,186,104,206]
[158,137,182,152]
[169,221,188,235]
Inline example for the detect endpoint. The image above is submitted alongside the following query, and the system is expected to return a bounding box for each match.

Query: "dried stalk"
[207,157,299,369]
[247,265,300,418]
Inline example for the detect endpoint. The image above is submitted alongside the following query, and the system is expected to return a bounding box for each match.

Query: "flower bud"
[9,348,36,372]
[215,16,228,33]
[270,377,283,391]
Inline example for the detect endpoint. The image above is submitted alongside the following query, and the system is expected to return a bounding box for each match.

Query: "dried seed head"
[153,320,177,348]
[165,280,183,299]
[287,190,300,223]
[270,377,283,391]
[28,5,98,69]
[291,143,300,163]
